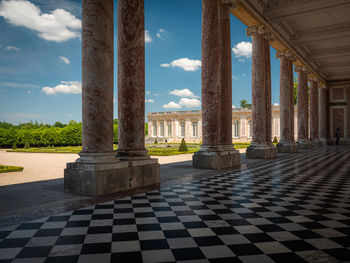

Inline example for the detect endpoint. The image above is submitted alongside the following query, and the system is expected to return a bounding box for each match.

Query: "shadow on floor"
[0,151,290,228]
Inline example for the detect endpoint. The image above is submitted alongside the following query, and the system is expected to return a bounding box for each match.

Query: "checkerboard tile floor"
[0,146,350,262]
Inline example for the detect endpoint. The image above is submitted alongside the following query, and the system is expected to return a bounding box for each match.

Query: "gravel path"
[0,149,193,186]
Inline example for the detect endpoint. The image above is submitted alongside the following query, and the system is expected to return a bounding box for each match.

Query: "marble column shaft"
[201,0,221,148]
[246,26,276,159]
[265,37,272,143]
[296,67,309,141]
[278,52,294,142]
[117,0,148,159]
[309,78,319,141]
[319,86,327,140]
[346,89,350,140]
[220,2,232,147]
[81,0,114,154]
[250,30,267,144]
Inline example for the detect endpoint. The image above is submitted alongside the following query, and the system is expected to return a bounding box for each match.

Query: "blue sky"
[0,0,282,124]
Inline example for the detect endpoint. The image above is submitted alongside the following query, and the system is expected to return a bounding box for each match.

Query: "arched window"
[248,120,252,137]
[234,120,240,138]
[167,122,172,136]
[192,121,198,137]
[153,123,157,137]
[180,122,185,137]
[160,122,164,137]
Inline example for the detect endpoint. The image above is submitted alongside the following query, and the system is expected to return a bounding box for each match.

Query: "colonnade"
[64,0,329,196]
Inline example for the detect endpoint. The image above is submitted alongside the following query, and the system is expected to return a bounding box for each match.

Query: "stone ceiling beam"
[264,0,350,23]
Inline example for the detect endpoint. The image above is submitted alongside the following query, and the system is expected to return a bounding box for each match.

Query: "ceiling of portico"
[234,0,350,84]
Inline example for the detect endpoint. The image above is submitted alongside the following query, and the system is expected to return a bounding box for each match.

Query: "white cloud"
[146,90,151,95]
[242,74,246,77]
[156,28,166,39]
[0,0,81,42]
[59,56,70,64]
[273,103,280,106]
[163,101,181,109]
[67,114,72,117]
[27,90,33,94]
[12,113,40,119]
[169,89,198,98]
[161,58,201,71]
[154,93,160,96]
[179,98,201,108]
[145,99,154,103]
[238,58,245,63]
[42,81,81,95]
[232,105,236,108]
[232,75,238,80]
[145,30,152,43]
[232,41,252,58]
[0,82,40,89]
[5,45,19,51]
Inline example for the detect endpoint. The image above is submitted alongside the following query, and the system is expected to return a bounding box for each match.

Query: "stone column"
[276,50,298,153]
[219,1,240,163]
[65,0,159,196]
[265,34,272,146]
[246,25,277,159]
[220,1,233,148]
[309,76,320,146]
[118,0,147,160]
[295,66,312,149]
[346,88,350,144]
[64,0,125,195]
[319,84,327,145]
[193,0,240,169]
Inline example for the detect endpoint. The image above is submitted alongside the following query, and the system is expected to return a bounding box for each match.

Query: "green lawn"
[8,145,200,156]
[7,143,252,156]
[0,165,24,173]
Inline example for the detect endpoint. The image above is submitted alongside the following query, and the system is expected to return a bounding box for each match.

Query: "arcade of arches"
[64,0,350,197]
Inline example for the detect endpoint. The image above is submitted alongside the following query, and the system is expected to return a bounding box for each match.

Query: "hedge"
[0,121,149,148]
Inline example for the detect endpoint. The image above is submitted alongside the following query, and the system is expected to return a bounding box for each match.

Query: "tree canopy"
[239,99,252,109]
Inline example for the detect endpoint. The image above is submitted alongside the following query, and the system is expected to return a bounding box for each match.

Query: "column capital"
[246,25,274,40]
[294,65,309,73]
[308,75,318,82]
[276,50,296,61]
[319,83,327,89]
[221,0,237,9]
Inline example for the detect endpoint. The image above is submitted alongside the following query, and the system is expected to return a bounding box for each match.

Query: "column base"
[319,138,328,146]
[64,156,160,196]
[192,146,241,170]
[246,143,277,159]
[277,141,298,153]
[297,140,312,150]
[310,138,321,147]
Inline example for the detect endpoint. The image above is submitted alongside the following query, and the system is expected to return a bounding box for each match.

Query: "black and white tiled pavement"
[1,146,350,263]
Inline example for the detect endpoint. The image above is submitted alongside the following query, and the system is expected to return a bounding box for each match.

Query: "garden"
[0,120,251,156]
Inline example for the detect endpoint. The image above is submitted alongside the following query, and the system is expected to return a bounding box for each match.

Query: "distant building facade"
[147,106,298,143]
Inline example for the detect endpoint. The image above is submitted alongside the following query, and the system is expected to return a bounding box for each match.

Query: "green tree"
[179,138,188,152]
[145,123,148,136]
[239,99,252,109]
[53,122,66,128]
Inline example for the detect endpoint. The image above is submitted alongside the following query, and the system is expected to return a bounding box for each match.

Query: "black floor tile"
[172,247,206,261]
